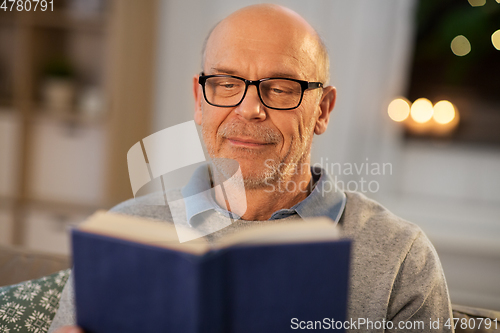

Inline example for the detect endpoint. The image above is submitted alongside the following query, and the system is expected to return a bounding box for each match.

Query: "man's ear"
[314,86,336,135]
[193,74,203,125]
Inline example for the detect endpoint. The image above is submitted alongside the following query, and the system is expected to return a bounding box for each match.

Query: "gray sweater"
[49,191,453,332]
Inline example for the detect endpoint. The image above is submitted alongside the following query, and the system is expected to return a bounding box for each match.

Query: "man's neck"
[213,164,313,221]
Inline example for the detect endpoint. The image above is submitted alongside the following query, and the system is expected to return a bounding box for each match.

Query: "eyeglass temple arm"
[308,82,323,90]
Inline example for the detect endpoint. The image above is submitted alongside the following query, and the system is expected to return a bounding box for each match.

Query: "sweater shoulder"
[108,190,176,223]
[341,191,422,244]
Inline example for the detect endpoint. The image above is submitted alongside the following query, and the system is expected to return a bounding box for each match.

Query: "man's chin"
[214,149,276,168]
[241,175,277,190]
[211,155,279,189]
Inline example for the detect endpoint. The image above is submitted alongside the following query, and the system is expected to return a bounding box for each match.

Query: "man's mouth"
[226,137,272,147]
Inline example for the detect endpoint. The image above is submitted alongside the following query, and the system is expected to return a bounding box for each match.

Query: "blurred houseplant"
[413,0,500,96]
[41,57,76,115]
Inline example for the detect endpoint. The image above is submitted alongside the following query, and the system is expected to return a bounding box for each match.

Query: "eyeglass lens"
[204,76,303,109]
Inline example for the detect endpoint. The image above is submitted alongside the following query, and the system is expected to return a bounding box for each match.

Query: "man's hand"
[53,326,84,333]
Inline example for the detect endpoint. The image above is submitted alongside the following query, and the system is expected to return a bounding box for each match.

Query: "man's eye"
[216,81,241,90]
[270,86,294,95]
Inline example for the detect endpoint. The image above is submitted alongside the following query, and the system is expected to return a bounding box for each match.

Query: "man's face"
[193,14,331,189]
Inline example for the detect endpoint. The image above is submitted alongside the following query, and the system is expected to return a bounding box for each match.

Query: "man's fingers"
[54,326,84,333]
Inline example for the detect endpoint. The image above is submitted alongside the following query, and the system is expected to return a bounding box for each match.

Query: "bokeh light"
[451,35,471,56]
[433,100,456,125]
[468,0,486,6]
[492,30,500,51]
[388,98,410,122]
[410,98,434,123]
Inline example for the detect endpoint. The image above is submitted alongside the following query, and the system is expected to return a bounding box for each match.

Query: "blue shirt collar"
[181,164,346,225]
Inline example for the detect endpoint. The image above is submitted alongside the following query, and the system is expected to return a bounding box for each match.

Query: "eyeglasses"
[198,73,323,110]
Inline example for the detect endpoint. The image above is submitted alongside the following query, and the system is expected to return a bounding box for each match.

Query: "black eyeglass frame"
[198,72,324,111]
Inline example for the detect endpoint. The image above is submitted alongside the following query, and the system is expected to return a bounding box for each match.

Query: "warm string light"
[453,3,500,55]
[468,0,486,6]
[387,98,459,135]
[454,30,500,55]
[387,98,410,122]
[410,98,434,123]
[451,35,471,56]
[492,30,500,51]
[433,101,456,125]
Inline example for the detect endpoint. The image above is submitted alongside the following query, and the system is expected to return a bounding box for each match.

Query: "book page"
[77,211,210,255]
[214,217,340,249]
[77,212,341,254]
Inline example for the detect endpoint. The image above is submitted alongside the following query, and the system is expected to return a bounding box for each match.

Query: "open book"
[72,211,351,333]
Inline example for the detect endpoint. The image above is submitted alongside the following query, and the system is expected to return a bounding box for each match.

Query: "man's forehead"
[210,9,315,49]
[218,4,315,36]
[204,22,318,79]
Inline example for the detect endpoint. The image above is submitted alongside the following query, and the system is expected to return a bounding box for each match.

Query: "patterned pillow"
[0,269,70,333]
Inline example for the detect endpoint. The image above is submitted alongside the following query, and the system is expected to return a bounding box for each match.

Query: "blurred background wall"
[0,1,157,263]
[0,0,499,310]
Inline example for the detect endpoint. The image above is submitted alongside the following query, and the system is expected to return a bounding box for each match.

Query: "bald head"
[202,4,330,84]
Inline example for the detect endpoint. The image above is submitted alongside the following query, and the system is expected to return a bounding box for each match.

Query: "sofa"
[1,244,499,333]
[0,244,70,288]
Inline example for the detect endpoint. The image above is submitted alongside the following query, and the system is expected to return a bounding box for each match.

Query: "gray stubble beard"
[201,112,315,191]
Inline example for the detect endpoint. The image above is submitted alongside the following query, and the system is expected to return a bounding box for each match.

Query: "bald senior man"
[50,4,453,333]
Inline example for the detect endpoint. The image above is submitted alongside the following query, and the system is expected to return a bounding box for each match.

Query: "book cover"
[72,213,351,333]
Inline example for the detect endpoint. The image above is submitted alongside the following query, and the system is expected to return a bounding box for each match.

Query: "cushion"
[0,269,70,333]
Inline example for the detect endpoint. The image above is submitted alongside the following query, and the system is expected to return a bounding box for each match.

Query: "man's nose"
[234,85,266,121]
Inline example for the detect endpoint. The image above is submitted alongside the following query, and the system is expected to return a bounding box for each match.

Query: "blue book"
[72,211,351,333]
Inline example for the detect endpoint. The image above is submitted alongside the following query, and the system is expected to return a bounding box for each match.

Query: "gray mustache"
[218,121,281,144]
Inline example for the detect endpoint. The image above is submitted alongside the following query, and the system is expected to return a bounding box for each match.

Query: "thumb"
[54,326,84,333]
